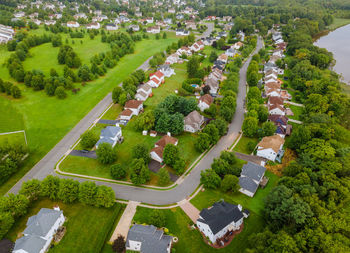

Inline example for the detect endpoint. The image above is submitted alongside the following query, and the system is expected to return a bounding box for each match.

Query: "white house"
[86,22,100,29]
[128,25,140,32]
[176,29,189,36]
[135,84,152,101]
[256,135,285,161]
[165,53,180,65]
[13,207,65,253]
[190,40,204,52]
[67,21,80,28]
[157,64,175,77]
[197,201,248,244]
[266,88,281,98]
[126,225,172,253]
[106,23,118,30]
[198,94,214,111]
[148,71,165,88]
[119,109,133,120]
[184,111,204,133]
[96,126,123,148]
[205,77,219,95]
[0,25,15,44]
[14,12,25,18]
[239,162,266,197]
[146,17,154,24]
[146,26,160,34]
[176,46,192,56]
[124,100,143,116]
[225,47,236,57]
[268,104,285,115]
[150,135,178,163]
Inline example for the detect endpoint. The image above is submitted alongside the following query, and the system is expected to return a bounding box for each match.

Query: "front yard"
[6,198,123,253]
[233,136,259,155]
[287,104,304,121]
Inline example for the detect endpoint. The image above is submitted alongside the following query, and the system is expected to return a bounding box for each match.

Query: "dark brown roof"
[125,99,143,109]
[269,96,284,106]
[151,146,164,158]
[199,94,213,106]
[120,109,133,116]
[155,135,178,148]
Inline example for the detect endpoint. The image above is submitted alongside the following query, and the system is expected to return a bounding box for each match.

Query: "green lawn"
[0,131,27,147]
[191,170,279,216]
[287,104,304,121]
[0,32,178,195]
[327,18,350,30]
[132,206,264,253]
[101,104,123,120]
[233,136,258,155]
[6,198,123,253]
[201,46,225,68]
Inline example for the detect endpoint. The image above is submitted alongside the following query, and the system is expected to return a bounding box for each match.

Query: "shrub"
[96,143,116,164]
[110,164,127,180]
[55,86,67,99]
[149,210,166,227]
[80,131,99,149]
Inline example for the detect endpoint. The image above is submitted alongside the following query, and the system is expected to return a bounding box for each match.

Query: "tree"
[203,124,220,144]
[162,32,167,39]
[0,212,14,240]
[163,144,179,166]
[242,117,258,137]
[261,121,276,137]
[19,179,41,201]
[96,143,116,164]
[0,194,29,218]
[200,169,221,189]
[80,130,99,149]
[11,86,21,98]
[195,132,211,152]
[248,86,261,101]
[79,181,97,205]
[112,235,126,253]
[209,51,218,62]
[129,158,150,185]
[112,86,123,103]
[110,164,127,180]
[173,158,186,175]
[55,86,67,99]
[41,175,60,200]
[58,179,79,203]
[221,175,239,192]
[257,105,269,122]
[134,110,155,131]
[95,185,115,208]
[210,118,228,136]
[300,138,335,161]
[187,56,199,78]
[149,210,166,227]
[247,71,259,86]
[158,167,170,186]
[132,143,150,163]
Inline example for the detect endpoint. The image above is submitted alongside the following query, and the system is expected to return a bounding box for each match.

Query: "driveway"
[8,37,264,206]
[69,150,97,159]
[179,200,200,223]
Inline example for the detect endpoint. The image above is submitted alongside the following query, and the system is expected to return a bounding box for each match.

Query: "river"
[314,24,350,85]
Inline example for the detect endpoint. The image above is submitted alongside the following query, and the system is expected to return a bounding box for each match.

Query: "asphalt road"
[9,33,263,206]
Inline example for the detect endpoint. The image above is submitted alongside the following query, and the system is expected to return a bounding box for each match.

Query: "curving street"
[9,33,263,206]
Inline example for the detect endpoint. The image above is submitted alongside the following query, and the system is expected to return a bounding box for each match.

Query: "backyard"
[6,198,123,253]
[0,30,178,195]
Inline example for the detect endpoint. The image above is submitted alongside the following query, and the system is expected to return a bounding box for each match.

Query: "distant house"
[225,47,236,57]
[198,94,214,111]
[256,135,285,161]
[96,126,123,148]
[13,207,65,253]
[268,104,285,116]
[176,29,190,36]
[119,109,133,121]
[205,77,219,95]
[165,53,180,65]
[148,71,165,88]
[266,88,280,98]
[126,224,173,253]
[0,24,15,44]
[135,84,152,101]
[146,17,154,24]
[176,46,192,56]
[14,11,25,18]
[146,26,160,34]
[157,64,175,77]
[124,100,143,116]
[184,111,204,133]
[67,21,79,28]
[264,82,281,93]
[190,40,204,52]
[196,201,248,244]
[106,23,118,30]
[86,22,100,29]
[218,54,228,64]
[128,25,140,32]
[239,162,266,197]
[150,135,178,163]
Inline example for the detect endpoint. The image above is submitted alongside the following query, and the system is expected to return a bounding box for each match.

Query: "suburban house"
[120,109,134,121]
[266,88,281,97]
[126,224,173,253]
[14,11,25,18]
[0,24,14,44]
[106,23,118,30]
[233,41,244,50]
[135,84,152,101]
[264,82,281,92]
[196,201,248,244]
[268,115,292,137]
[184,111,204,133]
[146,26,160,34]
[190,40,204,52]
[150,135,178,163]
[165,53,180,65]
[205,77,219,95]
[225,47,236,57]
[128,25,140,32]
[86,22,100,29]
[268,104,285,116]
[158,64,175,77]
[176,46,192,56]
[198,94,214,111]
[146,17,154,23]
[209,68,223,82]
[13,207,65,253]
[124,100,143,116]
[96,126,123,148]
[256,135,285,161]
[268,96,284,107]
[67,21,79,28]
[239,162,267,197]
[218,54,228,64]
[148,71,165,88]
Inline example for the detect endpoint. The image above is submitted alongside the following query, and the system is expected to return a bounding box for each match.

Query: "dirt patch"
[266,148,297,176]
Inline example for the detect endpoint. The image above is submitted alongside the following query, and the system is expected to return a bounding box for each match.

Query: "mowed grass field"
[0,30,178,195]
[6,198,123,253]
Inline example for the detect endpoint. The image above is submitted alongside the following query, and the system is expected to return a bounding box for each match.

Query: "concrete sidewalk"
[110,201,139,242]
[179,200,200,223]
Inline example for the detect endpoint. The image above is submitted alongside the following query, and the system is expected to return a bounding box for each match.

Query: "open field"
[133,205,264,253]
[6,198,123,253]
[327,18,350,31]
[0,31,178,195]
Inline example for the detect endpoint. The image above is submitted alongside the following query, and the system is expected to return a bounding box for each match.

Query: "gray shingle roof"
[239,176,259,194]
[126,225,172,253]
[101,126,121,139]
[241,162,266,182]
[197,201,243,235]
[13,235,46,253]
[23,208,63,237]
